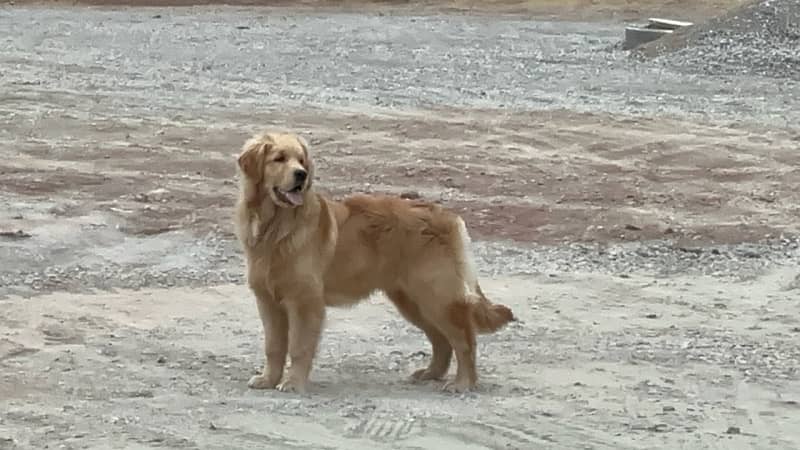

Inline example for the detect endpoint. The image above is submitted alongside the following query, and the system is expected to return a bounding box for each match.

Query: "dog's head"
[237,132,313,208]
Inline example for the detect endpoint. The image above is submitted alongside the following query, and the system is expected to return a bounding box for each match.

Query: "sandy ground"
[3,271,800,449]
[2,4,800,450]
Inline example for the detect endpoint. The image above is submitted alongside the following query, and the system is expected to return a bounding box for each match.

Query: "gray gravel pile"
[638,0,800,79]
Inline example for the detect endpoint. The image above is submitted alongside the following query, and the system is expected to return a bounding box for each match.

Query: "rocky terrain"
[1,4,799,450]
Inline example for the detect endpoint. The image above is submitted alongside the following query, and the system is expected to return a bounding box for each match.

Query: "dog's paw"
[410,368,445,382]
[442,379,475,394]
[276,379,307,394]
[247,374,278,390]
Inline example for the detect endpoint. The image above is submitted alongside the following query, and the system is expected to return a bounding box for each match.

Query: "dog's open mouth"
[274,184,304,206]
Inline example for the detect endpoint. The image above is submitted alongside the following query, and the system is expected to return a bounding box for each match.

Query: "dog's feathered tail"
[470,284,515,333]
[454,217,516,334]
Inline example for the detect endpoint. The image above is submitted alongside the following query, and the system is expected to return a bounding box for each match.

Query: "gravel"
[638,0,800,79]
[476,236,800,279]
[0,232,243,298]
[1,7,799,125]
[2,233,799,298]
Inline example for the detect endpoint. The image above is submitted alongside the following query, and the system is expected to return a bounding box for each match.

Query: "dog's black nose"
[293,169,307,183]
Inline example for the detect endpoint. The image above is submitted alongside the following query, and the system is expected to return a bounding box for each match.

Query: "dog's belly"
[324,293,365,307]
[323,277,379,308]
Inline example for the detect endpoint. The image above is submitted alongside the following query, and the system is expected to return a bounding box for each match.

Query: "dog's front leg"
[248,294,288,389]
[277,293,325,394]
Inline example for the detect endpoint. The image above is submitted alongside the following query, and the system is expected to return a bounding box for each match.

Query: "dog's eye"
[299,157,306,165]
[273,154,286,163]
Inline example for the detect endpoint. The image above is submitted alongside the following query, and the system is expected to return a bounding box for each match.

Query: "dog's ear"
[298,135,314,189]
[237,135,272,181]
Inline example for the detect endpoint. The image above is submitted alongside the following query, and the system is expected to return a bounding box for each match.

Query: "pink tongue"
[285,190,304,206]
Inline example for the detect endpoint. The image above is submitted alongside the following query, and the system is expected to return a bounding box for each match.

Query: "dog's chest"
[245,253,276,294]
[245,248,302,297]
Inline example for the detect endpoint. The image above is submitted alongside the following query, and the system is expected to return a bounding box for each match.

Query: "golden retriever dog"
[234,131,514,394]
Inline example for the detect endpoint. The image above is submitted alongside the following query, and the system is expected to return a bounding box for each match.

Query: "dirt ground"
[4,271,800,449]
[1,3,800,450]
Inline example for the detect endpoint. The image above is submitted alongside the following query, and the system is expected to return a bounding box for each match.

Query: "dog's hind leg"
[386,289,452,381]
[424,299,478,393]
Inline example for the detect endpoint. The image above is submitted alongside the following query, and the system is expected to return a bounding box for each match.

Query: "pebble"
[726,426,741,435]
[650,423,669,433]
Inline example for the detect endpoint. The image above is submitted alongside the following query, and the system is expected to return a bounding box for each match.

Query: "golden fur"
[235,132,514,393]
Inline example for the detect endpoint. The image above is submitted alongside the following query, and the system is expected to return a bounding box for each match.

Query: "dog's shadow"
[313,377,448,397]
[285,369,511,399]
